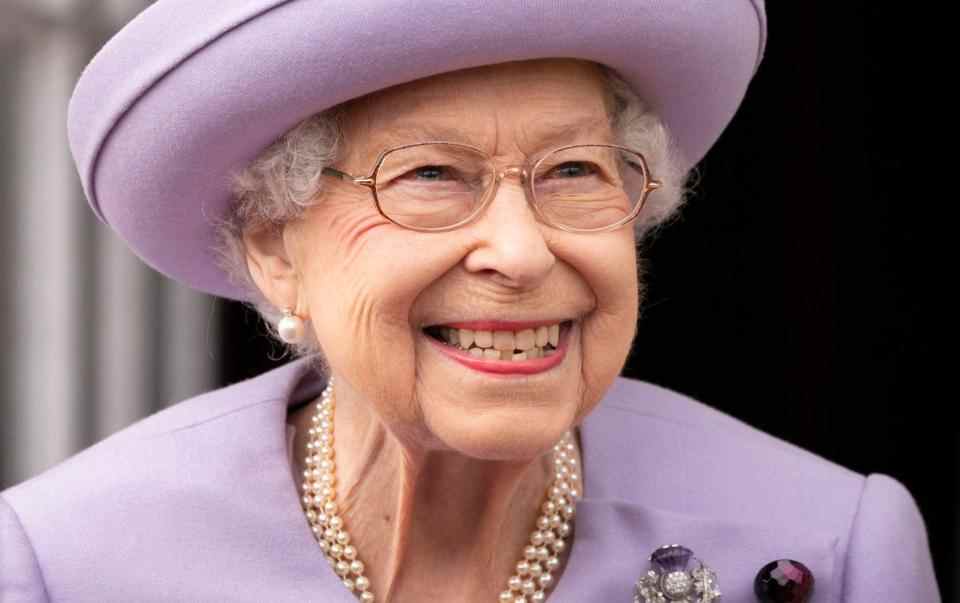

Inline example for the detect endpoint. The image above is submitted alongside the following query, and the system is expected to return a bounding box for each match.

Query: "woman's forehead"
[339,59,613,158]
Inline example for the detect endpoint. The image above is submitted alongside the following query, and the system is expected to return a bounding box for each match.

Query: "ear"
[242,222,303,314]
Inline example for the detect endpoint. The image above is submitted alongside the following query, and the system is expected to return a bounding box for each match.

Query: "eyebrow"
[381,115,612,151]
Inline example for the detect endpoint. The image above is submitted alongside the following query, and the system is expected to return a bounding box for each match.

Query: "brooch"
[633,544,721,603]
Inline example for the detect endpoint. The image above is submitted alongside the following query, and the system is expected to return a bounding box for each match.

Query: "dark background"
[219,4,955,600]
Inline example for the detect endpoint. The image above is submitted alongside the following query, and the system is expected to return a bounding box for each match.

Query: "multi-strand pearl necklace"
[300,377,582,602]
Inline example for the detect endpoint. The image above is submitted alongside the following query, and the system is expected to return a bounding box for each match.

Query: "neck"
[290,379,579,602]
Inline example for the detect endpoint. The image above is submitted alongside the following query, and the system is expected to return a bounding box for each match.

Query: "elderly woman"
[0,1,939,602]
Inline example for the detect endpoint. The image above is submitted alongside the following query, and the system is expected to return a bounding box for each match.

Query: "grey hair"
[212,65,697,358]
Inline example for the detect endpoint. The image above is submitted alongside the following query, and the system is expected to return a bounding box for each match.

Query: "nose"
[462,168,556,289]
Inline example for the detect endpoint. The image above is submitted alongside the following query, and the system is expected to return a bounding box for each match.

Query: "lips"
[422,320,574,375]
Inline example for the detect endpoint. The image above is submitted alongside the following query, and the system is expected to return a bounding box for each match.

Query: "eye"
[404,165,459,182]
[545,161,598,179]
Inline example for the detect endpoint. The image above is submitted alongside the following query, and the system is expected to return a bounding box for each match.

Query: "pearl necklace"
[300,377,582,602]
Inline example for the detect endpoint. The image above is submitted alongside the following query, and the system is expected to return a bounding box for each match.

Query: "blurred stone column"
[2,0,220,488]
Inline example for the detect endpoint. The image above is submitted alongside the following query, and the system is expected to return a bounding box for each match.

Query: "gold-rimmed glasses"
[321,141,661,233]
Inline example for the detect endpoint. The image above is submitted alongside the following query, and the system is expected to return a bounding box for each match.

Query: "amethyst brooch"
[634,545,722,603]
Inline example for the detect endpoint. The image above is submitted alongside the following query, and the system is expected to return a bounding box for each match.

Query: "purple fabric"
[66,0,767,301]
[1,358,939,602]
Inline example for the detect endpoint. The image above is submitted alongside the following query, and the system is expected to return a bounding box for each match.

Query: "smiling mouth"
[423,320,572,361]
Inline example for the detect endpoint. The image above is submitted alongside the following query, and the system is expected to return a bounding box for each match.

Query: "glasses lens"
[532,145,648,231]
[375,143,490,229]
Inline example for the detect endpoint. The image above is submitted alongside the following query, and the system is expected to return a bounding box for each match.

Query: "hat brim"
[68,0,766,301]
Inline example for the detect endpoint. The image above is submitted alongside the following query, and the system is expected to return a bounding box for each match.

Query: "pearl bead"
[355,576,370,591]
[531,592,546,602]
[538,574,553,589]
[522,579,536,595]
[508,575,523,591]
[323,528,337,542]
[500,591,514,603]
[536,546,550,562]
[557,522,571,537]
[336,530,350,545]
[545,556,560,571]
[278,313,305,343]
[335,560,350,576]
[524,545,538,560]
[350,560,364,575]
[343,578,355,591]
[528,563,543,578]
[360,591,374,602]
[329,543,343,558]
[536,516,550,530]
[328,515,343,530]
[516,560,530,576]
[343,545,357,560]
[530,531,545,546]
[551,539,566,554]
[542,501,557,515]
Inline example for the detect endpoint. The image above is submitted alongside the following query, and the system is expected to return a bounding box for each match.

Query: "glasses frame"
[321,141,662,233]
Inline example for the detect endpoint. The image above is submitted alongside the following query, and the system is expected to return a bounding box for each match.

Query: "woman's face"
[284,59,639,460]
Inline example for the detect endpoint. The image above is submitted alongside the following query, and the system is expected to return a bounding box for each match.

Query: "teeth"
[493,330,515,351]
[474,330,493,349]
[515,329,535,351]
[535,326,549,347]
[431,321,567,361]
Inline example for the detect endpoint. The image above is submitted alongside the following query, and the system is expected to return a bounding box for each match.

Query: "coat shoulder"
[586,376,867,533]
[1,358,319,525]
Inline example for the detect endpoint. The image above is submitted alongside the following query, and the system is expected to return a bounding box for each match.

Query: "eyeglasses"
[321,141,661,233]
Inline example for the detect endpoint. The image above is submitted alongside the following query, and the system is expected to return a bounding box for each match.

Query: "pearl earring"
[277,308,306,344]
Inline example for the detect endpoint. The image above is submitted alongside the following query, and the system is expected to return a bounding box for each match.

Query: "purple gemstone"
[650,545,694,573]
[754,559,815,603]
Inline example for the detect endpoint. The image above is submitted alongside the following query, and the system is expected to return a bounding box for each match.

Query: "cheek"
[567,234,639,419]
[296,202,467,422]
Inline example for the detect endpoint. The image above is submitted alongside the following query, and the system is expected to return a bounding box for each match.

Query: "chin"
[419,397,580,462]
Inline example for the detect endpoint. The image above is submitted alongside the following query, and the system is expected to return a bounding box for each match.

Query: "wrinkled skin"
[244,58,640,601]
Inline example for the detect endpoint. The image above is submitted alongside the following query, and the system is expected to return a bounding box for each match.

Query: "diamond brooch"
[634,544,722,603]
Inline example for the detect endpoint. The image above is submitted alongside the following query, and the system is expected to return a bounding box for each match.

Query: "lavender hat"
[68,0,768,301]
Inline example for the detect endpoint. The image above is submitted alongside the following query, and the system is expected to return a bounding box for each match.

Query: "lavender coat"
[1,357,939,602]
